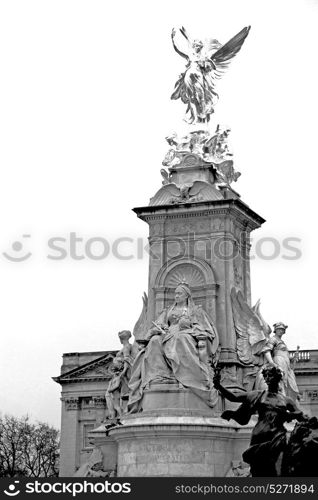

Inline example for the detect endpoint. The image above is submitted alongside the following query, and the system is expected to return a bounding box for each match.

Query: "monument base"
[141,382,220,415]
[109,414,253,477]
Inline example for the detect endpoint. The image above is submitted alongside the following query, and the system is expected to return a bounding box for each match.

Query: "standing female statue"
[214,365,305,477]
[127,282,219,412]
[231,288,300,403]
[264,322,300,401]
[105,330,137,419]
[171,26,250,124]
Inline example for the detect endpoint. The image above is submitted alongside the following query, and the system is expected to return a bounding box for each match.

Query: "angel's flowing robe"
[252,336,299,404]
[267,335,299,400]
[171,56,219,123]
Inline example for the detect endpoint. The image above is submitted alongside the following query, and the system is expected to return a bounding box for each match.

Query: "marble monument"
[54,25,317,477]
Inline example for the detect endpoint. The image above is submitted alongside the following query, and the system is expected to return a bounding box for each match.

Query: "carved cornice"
[133,199,265,230]
[293,369,318,376]
[144,213,259,235]
[53,352,117,385]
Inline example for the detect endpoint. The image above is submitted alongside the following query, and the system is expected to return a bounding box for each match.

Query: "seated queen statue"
[127,282,219,413]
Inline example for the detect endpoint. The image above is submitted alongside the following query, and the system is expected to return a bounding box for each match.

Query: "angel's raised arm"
[171,28,188,60]
[214,372,247,403]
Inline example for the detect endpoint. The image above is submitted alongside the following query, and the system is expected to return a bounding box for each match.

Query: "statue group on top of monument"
[161,125,240,190]
[170,26,250,124]
[150,26,251,207]
[162,126,232,166]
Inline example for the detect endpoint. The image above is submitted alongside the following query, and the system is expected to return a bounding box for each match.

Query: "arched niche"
[153,257,219,321]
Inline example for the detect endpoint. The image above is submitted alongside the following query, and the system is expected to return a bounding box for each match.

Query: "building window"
[308,391,318,400]
[82,398,94,409]
[83,423,95,449]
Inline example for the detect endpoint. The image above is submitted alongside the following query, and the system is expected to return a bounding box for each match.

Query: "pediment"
[53,351,118,384]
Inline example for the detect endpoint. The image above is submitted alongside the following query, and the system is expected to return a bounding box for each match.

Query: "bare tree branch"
[0,415,59,477]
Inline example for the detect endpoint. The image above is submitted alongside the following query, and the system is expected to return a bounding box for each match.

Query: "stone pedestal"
[110,414,253,477]
[89,425,118,473]
[141,382,220,415]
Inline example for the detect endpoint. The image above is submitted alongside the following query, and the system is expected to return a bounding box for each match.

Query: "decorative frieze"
[64,395,106,411]
[64,397,80,411]
[93,396,106,409]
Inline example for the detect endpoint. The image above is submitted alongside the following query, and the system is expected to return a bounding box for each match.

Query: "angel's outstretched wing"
[211,26,251,78]
[252,299,272,337]
[133,292,148,341]
[180,26,191,43]
[204,133,219,152]
[149,183,181,206]
[188,181,223,202]
[231,287,268,366]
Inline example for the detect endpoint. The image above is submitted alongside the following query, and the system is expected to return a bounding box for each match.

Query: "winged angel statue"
[171,26,250,124]
[231,288,299,402]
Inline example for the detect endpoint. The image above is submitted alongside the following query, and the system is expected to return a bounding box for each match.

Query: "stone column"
[59,397,81,477]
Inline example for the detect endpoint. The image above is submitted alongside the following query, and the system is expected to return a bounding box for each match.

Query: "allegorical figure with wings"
[231,288,300,403]
[171,26,250,124]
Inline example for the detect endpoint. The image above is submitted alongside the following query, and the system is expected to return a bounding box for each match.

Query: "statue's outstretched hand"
[213,371,221,389]
[221,410,233,421]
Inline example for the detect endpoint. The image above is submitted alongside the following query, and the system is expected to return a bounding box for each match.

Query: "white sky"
[0,0,317,429]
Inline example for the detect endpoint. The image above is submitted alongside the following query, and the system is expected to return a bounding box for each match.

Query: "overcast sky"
[0,0,317,428]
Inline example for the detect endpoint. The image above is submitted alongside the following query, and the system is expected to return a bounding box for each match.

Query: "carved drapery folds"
[127,282,220,413]
[231,288,300,401]
[105,331,138,419]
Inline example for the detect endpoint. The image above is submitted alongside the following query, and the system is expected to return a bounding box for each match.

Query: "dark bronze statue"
[282,416,318,476]
[214,365,305,477]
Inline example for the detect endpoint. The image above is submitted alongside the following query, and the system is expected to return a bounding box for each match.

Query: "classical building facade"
[290,349,318,416]
[54,351,114,477]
